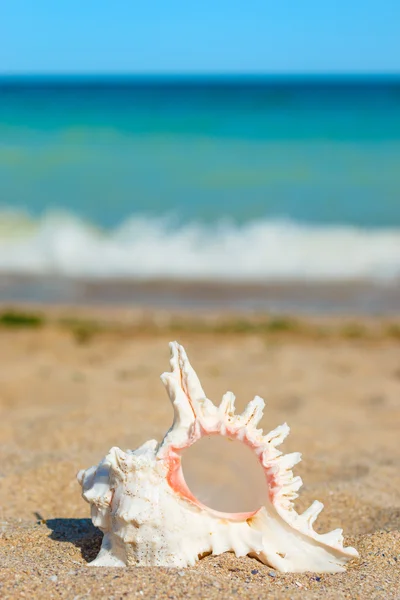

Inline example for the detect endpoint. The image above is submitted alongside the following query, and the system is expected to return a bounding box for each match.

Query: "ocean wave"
[0,209,399,282]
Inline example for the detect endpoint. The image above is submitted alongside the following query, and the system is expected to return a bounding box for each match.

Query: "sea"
[0,75,399,313]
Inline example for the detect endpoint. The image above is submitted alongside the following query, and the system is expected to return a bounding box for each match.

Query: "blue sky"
[1,0,399,74]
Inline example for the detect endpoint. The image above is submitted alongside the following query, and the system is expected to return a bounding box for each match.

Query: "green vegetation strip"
[0,308,399,342]
[0,309,45,328]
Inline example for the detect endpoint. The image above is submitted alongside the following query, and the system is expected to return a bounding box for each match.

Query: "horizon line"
[1,71,400,78]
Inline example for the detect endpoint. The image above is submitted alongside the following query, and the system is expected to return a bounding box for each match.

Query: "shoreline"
[0,275,399,314]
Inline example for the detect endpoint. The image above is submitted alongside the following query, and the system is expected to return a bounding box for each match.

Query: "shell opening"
[181,434,269,514]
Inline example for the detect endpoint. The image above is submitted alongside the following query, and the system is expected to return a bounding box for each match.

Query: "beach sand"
[0,308,399,599]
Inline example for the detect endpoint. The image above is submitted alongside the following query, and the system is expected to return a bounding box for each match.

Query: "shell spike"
[169,341,206,406]
[301,500,324,528]
[219,391,236,416]
[160,341,208,427]
[320,528,345,547]
[277,452,302,471]
[283,475,303,494]
[160,371,195,427]
[240,395,265,428]
[264,423,290,447]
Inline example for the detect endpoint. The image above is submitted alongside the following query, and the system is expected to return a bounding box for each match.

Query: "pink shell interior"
[164,425,278,521]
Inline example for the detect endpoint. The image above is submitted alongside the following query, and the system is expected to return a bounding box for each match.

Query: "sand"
[0,309,399,599]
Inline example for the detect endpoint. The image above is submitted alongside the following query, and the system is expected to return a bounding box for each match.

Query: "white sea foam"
[0,209,399,282]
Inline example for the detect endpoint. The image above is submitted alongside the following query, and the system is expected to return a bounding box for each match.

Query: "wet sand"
[1,274,400,314]
[0,309,399,598]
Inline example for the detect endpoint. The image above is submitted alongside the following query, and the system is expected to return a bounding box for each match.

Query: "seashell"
[78,342,358,572]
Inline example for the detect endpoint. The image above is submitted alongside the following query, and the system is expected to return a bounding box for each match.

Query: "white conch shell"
[77,342,358,572]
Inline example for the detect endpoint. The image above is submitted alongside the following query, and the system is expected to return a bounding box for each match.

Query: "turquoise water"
[0,76,399,283]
